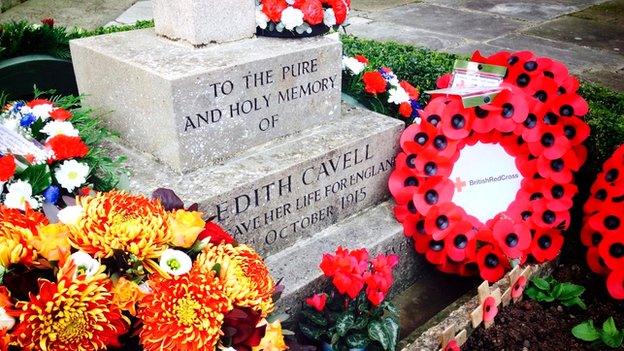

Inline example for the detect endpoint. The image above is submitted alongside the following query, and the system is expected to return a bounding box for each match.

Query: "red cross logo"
[454,177,467,192]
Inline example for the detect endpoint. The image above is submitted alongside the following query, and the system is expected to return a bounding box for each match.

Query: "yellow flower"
[30,223,71,261]
[169,209,205,248]
[253,320,288,351]
[0,223,33,267]
[112,277,144,316]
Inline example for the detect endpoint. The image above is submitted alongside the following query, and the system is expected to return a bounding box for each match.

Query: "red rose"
[355,55,369,64]
[262,0,288,22]
[198,221,235,244]
[45,135,89,161]
[298,0,324,25]
[0,154,16,182]
[305,293,327,312]
[399,102,412,118]
[362,71,387,95]
[399,80,420,100]
[41,18,54,26]
[49,108,72,121]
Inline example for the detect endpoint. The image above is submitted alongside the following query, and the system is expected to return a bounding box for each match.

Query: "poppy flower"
[482,296,499,323]
[542,181,577,212]
[424,203,465,240]
[413,176,454,215]
[362,71,387,94]
[436,73,452,89]
[606,269,624,300]
[400,118,438,152]
[598,233,624,271]
[471,50,511,67]
[531,199,570,229]
[305,293,327,312]
[492,218,531,259]
[0,154,16,182]
[425,238,448,265]
[441,99,473,140]
[531,229,564,262]
[587,204,624,235]
[580,224,603,248]
[261,0,288,22]
[550,93,589,118]
[444,221,476,262]
[477,245,508,282]
[536,152,577,184]
[444,339,460,351]
[414,154,453,178]
[481,88,529,133]
[526,124,571,160]
[586,246,610,275]
[511,275,527,299]
[560,115,590,147]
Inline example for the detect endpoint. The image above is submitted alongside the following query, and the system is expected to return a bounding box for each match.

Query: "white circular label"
[449,142,522,223]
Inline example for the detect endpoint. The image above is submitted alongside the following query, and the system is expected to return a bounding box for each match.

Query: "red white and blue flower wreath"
[389,50,590,282]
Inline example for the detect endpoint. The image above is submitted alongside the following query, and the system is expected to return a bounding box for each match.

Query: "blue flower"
[11,101,25,113]
[43,185,61,204]
[410,100,423,118]
[19,113,37,127]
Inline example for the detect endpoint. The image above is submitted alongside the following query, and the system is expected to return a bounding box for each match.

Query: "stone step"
[116,104,404,257]
[266,200,422,315]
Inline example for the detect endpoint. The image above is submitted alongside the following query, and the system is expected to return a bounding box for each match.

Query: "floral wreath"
[256,0,350,37]
[582,144,624,300]
[389,50,590,282]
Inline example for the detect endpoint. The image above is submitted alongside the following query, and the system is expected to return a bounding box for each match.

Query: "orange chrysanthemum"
[0,206,47,267]
[137,267,232,351]
[196,244,275,316]
[67,191,172,261]
[14,262,129,351]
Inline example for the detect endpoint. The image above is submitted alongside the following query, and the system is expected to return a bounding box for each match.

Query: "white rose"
[280,6,304,31]
[159,249,192,276]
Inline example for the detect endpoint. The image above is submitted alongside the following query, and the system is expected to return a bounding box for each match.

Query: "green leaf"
[335,313,355,337]
[532,277,551,291]
[382,317,399,351]
[352,316,369,330]
[368,320,389,350]
[551,283,563,299]
[558,283,585,300]
[382,301,399,316]
[345,333,370,349]
[601,332,624,348]
[603,317,619,337]
[18,164,51,194]
[299,322,323,342]
[302,309,328,327]
[561,296,587,310]
[572,320,600,342]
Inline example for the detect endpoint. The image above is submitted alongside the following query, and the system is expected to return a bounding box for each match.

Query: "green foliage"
[524,276,587,309]
[18,164,51,194]
[572,317,624,349]
[299,292,399,351]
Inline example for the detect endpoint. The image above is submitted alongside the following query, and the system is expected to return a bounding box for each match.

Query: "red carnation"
[399,81,420,100]
[262,0,288,22]
[298,0,324,25]
[45,135,89,161]
[362,71,387,94]
[327,0,349,24]
[305,293,327,312]
[198,221,235,244]
[26,98,52,108]
[49,108,72,121]
[41,18,54,26]
[355,55,369,64]
[398,102,412,118]
[0,154,16,182]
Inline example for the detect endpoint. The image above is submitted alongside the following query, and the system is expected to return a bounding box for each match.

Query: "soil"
[464,261,624,351]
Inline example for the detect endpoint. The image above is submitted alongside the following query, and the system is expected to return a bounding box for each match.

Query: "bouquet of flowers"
[255,0,350,37]
[299,247,399,351]
[0,95,125,212]
[342,54,423,124]
[0,188,287,351]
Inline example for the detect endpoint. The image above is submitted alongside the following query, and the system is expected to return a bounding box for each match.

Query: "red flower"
[399,102,412,118]
[0,154,16,182]
[436,73,452,89]
[305,293,327,312]
[444,339,460,351]
[355,55,369,64]
[606,269,624,300]
[198,221,235,244]
[41,18,54,26]
[298,0,324,25]
[399,81,420,100]
[45,135,89,161]
[587,204,624,236]
[444,221,476,262]
[441,98,473,140]
[320,247,368,299]
[424,202,465,240]
[261,0,288,22]
[530,229,564,262]
[598,232,624,271]
[26,98,52,108]
[362,71,387,94]
[413,176,454,215]
[476,245,508,282]
[492,218,531,259]
[511,275,527,299]
[482,296,498,323]
[327,0,349,24]
[222,307,266,351]
[49,108,72,121]
[586,246,610,275]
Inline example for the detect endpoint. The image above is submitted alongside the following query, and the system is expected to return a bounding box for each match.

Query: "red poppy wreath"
[389,50,590,283]
[581,144,624,299]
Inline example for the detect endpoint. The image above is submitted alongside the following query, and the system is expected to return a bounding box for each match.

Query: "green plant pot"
[0,54,78,101]
[321,342,366,351]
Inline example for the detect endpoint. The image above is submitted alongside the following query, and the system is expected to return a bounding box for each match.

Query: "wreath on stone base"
[389,50,590,282]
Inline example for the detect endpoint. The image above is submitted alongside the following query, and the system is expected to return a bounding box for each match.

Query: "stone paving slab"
[345,20,467,50]
[111,0,150,25]
[352,0,420,11]
[373,3,526,42]
[582,68,624,91]
[439,0,608,21]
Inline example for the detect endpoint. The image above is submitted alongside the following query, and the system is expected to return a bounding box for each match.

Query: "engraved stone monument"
[70,0,426,314]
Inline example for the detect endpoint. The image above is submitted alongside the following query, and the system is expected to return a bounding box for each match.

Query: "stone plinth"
[112,105,403,256]
[70,29,342,172]
[152,0,256,45]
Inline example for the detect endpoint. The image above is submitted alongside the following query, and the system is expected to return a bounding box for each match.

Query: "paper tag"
[0,124,48,161]
[425,60,507,108]
[449,142,522,223]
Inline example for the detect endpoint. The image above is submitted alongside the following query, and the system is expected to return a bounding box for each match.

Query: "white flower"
[388,86,411,105]
[29,103,54,121]
[342,56,367,75]
[2,117,19,132]
[0,307,15,331]
[40,120,79,139]
[280,6,304,31]
[324,8,337,26]
[4,180,39,210]
[256,5,270,29]
[70,251,100,277]
[159,249,192,276]
[54,160,89,192]
[57,205,83,225]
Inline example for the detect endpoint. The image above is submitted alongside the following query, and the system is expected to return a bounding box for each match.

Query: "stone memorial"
[70,0,425,314]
